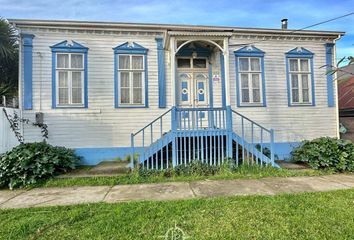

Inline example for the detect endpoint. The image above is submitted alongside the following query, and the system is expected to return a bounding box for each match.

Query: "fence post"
[270,129,275,166]
[130,133,135,169]
[171,107,177,167]
[2,96,6,107]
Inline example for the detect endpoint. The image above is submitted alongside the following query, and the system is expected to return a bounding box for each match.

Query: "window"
[118,55,145,105]
[234,46,266,107]
[285,47,315,106]
[56,53,84,106]
[288,58,311,104]
[238,57,262,104]
[113,42,148,108]
[50,40,88,108]
[177,58,207,69]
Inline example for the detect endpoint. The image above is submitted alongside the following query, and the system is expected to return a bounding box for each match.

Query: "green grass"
[36,165,332,188]
[1,189,353,239]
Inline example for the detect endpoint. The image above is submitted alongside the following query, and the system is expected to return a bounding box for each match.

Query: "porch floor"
[1,174,353,209]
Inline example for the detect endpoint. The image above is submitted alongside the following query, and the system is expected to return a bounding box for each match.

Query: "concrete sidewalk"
[0,174,353,209]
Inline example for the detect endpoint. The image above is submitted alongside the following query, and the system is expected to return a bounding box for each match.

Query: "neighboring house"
[338,64,354,142]
[10,19,344,167]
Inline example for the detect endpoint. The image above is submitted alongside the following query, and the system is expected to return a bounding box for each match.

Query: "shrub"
[291,137,354,172]
[0,142,81,189]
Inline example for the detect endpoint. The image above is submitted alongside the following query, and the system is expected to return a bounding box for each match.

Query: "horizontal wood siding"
[20,27,337,149]
[229,37,337,142]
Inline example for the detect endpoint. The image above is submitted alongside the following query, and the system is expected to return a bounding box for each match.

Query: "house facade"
[11,19,344,166]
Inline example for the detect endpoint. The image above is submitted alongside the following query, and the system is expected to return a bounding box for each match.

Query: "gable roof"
[338,76,354,110]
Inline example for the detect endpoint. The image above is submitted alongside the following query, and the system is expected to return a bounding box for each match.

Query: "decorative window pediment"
[50,40,88,53]
[285,47,314,58]
[234,45,265,57]
[113,42,148,54]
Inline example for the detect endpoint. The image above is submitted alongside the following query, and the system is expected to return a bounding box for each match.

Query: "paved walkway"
[0,174,353,209]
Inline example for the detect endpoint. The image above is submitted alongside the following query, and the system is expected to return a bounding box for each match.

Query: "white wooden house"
[10,19,344,167]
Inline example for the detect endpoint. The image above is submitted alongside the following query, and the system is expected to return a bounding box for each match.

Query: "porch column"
[170,37,176,106]
[223,37,231,106]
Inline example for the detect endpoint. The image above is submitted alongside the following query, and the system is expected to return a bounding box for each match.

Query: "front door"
[177,58,209,108]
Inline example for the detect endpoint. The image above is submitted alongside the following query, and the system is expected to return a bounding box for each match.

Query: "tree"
[0,17,18,98]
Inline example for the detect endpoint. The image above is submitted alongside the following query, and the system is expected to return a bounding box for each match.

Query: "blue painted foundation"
[264,142,301,160]
[75,147,143,165]
[75,141,301,165]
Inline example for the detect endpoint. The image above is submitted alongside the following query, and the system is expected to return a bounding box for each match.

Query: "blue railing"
[231,109,275,166]
[131,106,276,169]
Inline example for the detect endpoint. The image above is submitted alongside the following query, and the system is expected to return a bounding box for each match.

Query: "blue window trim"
[22,33,35,110]
[50,40,89,109]
[234,46,266,107]
[285,47,315,107]
[325,43,335,107]
[113,42,149,108]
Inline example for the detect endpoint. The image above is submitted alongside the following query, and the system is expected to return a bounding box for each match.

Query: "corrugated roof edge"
[9,18,345,36]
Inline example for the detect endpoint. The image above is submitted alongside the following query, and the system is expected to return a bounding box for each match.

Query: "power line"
[229,12,354,47]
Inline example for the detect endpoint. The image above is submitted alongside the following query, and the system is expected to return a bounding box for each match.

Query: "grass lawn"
[36,165,332,188]
[0,189,353,239]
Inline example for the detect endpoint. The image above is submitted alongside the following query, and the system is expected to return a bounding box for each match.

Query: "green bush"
[0,142,81,189]
[291,137,354,172]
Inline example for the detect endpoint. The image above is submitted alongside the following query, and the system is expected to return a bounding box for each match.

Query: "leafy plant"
[291,137,354,172]
[0,18,19,98]
[0,142,81,189]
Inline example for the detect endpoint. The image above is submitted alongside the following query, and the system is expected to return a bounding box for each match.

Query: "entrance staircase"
[130,106,278,169]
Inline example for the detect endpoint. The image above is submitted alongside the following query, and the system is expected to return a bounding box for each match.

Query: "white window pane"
[239,58,249,71]
[300,59,309,72]
[292,89,299,102]
[252,74,260,88]
[133,72,142,87]
[240,74,249,88]
[291,74,299,88]
[120,72,130,87]
[119,55,130,69]
[133,88,143,104]
[121,89,130,104]
[58,72,68,87]
[253,89,261,103]
[250,58,260,71]
[72,72,82,88]
[59,88,69,104]
[72,88,82,104]
[289,59,298,72]
[302,89,309,102]
[71,54,83,68]
[301,74,309,89]
[132,56,144,70]
[242,89,249,102]
[57,54,69,68]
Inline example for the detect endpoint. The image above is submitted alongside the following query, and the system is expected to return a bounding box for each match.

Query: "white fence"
[0,107,20,154]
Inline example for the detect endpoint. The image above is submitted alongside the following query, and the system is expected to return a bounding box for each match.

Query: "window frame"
[117,54,145,106]
[285,47,315,107]
[50,40,88,109]
[113,42,149,108]
[55,53,85,107]
[234,46,266,107]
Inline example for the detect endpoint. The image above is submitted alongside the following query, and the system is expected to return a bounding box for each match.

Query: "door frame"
[176,57,211,108]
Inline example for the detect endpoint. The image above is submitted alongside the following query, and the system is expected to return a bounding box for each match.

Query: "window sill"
[116,105,148,108]
[289,103,314,107]
[238,103,265,107]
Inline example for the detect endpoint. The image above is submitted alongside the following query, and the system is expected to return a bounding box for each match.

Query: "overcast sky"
[1,0,353,63]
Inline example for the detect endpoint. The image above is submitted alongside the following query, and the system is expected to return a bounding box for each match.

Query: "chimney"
[281,19,288,30]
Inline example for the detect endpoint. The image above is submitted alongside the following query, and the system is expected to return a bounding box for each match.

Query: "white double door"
[177,71,209,108]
